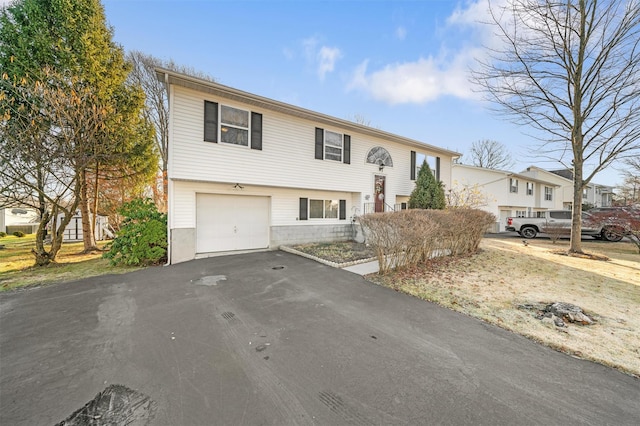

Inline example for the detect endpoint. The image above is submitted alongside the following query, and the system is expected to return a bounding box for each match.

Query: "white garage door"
[196,194,270,253]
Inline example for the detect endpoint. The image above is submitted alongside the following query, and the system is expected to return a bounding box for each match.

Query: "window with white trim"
[510,178,519,193]
[309,199,339,219]
[204,101,262,150]
[545,186,553,201]
[220,105,249,146]
[315,128,350,164]
[323,130,343,161]
[515,210,526,217]
[299,198,346,220]
[526,182,533,196]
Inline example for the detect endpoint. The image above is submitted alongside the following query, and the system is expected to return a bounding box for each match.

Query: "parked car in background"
[506,210,623,241]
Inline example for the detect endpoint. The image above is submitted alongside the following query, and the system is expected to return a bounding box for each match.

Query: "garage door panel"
[196,194,269,253]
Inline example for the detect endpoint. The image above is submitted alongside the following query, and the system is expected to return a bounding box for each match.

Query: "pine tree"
[408,160,446,209]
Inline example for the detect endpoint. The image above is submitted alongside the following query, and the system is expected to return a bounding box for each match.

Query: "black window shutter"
[339,200,346,220]
[299,198,308,220]
[410,151,416,180]
[204,101,218,143]
[251,112,262,150]
[343,135,351,164]
[315,128,324,160]
[436,157,441,181]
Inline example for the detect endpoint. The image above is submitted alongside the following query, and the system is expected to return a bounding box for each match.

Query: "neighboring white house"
[54,211,111,242]
[157,68,461,264]
[0,206,40,234]
[452,164,560,232]
[521,167,614,209]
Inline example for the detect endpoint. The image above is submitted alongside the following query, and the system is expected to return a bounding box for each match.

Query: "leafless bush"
[359,209,495,273]
[544,222,571,244]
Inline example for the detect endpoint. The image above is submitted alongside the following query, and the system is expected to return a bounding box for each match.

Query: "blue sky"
[64,1,635,185]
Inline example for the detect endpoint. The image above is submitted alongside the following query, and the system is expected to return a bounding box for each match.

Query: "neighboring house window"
[536,211,546,218]
[315,128,350,164]
[203,101,262,150]
[510,178,519,193]
[516,210,526,217]
[526,182,533,196]
[545,186,553,201]
[299,198,346,220]
[583,188,588,199]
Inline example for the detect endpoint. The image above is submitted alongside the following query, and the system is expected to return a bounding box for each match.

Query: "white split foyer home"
[156,69,459,264]
[157,69,616,263]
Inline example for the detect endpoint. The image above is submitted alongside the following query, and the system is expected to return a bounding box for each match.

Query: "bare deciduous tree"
[468,139,515,169]
[472,0,640,254]
[127,51,216,211]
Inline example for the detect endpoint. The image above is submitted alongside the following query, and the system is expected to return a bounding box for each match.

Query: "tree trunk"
[568,0,588,255]
[92,164,100,244]
[32,211,52,266]
[79,168,98,252]
[569,166,584,253]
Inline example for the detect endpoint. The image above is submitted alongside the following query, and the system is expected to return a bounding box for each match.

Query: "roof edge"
[155,67,462,158]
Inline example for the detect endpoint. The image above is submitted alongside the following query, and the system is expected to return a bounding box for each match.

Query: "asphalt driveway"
[1,251,638,425]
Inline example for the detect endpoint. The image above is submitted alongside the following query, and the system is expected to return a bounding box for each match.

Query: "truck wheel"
[521,226,537,239]
[602,227,623,242]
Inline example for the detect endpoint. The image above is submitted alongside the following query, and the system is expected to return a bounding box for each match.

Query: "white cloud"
[348,52,481,104]
[301,36,342,80]
[348,0,503,104]
[317,46,342,80]
[395,26,407,40]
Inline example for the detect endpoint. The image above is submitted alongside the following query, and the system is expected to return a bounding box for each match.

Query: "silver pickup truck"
[505,210,623,241]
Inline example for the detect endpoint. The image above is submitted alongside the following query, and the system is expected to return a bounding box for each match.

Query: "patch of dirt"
[551,250,610,261]
[290,241,376,263]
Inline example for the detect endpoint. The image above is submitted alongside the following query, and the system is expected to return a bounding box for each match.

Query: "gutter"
[162,70,172,267]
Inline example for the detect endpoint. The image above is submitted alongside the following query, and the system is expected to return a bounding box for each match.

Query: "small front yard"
[296,237,640,377]
[0,235,139,291]
[290,241,376,264]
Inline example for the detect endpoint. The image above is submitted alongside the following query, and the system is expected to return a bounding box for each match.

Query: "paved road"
[1,251,638,425]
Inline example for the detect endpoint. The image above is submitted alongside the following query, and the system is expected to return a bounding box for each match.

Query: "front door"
[374,175,386,213]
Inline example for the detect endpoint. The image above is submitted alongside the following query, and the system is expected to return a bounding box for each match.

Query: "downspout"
[163,71,172,266]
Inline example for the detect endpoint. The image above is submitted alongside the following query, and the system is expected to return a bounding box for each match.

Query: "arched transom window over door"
[366,146,393,167]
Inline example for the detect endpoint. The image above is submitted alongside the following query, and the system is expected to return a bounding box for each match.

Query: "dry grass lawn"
[368,238,640,377]
[0,235,139,291]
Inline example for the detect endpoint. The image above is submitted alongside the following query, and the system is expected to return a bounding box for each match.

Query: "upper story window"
[510,178,518,193]
[366,146,393,168]
[315,127,350,164]
[545,186,553,201]
[411,151,440,181]
[324,130,343,161]
[526,182,533,196]
[204,101,262,150]
[220,105,249,146]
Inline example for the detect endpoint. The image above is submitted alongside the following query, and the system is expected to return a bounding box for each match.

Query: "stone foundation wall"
[271,224,354,246]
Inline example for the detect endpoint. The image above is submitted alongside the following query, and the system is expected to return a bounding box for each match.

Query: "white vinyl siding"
[169,86,452,199]
[171,180,353,229]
